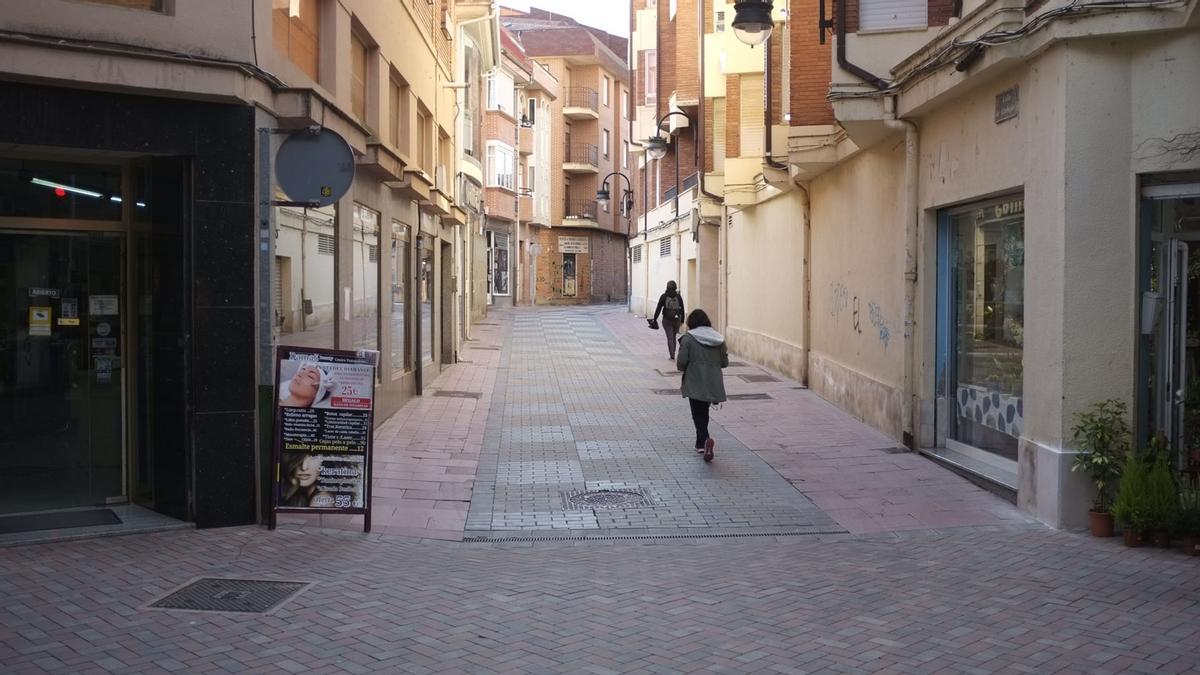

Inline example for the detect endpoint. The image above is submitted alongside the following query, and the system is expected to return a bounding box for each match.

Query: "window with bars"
[317,233,335,255]
[632,245,643,263]
[368,245,378,263]
[659,237,671,257]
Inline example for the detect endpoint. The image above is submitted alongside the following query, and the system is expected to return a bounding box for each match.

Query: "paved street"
[3,307,1200,674]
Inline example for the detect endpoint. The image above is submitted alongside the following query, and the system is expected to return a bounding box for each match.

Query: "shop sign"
[995,86,1019,124]
[89,294,119,315]
[558,236,589,254]
[59,298,79,325]
[270,346,378,532]
[29,287,59,299]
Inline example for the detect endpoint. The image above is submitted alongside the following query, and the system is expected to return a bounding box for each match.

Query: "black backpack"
[664,294,682,322]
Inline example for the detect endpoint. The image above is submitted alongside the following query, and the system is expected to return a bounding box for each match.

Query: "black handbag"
[647,318,659,330]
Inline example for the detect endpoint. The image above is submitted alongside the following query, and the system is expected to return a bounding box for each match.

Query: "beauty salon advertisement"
[270,346,377,532]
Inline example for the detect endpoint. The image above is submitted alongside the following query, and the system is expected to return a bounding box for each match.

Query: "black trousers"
[689,398,711,447]
[664,321,680,358]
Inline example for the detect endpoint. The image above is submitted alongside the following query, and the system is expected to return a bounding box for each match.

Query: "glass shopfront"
[938,194,1025,461]
[351,204,380,351]
[419,233,434,364]
[391,220,409,375]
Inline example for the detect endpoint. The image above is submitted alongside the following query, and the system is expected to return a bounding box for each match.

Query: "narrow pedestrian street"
[3,307,1199,674]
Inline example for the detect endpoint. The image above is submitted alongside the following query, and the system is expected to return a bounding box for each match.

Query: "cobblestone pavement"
[4,306,1200,673]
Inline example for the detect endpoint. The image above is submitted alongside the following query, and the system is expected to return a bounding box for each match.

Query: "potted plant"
[1113,450,1150,546]
[1070,400,1129,537]
[1179,487,1200,556]
[1146,454,1179,547]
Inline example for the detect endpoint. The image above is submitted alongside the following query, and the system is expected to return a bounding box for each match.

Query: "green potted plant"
[1146,454,1179,547]
[1178,486,1200,556]
[1113,450,1151,546]
[1070,400,1129,537]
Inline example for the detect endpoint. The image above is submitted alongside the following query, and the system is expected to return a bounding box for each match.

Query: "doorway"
[562,253,578,297]
[440,241,454,364]
[0,230,125,514]
[1140,180,1200,465]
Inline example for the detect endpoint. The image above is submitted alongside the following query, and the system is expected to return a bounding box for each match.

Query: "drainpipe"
[697,0,722,202]
[763,31,787,170]
[884,95,919,449]
[793,179,812,386]
[836,0,890,90]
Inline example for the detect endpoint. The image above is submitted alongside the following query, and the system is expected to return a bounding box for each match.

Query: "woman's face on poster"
[295,456,321,488]
[289,365,322,405]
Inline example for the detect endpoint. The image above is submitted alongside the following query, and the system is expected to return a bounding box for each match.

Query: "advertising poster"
[29,307,51,336]
[271,346,377,531]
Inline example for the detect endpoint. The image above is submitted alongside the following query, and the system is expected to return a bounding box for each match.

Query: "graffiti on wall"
[829,281,895,350]
[830,282,848,318]
[868,301,894,350]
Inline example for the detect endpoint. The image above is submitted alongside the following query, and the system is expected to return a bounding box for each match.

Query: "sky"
[499,0,631,38]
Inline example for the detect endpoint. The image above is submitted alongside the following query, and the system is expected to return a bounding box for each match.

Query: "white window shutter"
[859,0,927,30]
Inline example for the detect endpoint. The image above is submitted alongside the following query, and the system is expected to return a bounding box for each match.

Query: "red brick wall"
[533,228,629,304]
[789,0,834,125]
[725,74,741,158]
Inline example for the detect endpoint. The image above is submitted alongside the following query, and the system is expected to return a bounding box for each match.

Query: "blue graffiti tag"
[868,301,892,349]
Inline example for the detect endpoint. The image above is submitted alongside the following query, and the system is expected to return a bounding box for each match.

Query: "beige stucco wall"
[725,189,809,382]
[808,142,906,437]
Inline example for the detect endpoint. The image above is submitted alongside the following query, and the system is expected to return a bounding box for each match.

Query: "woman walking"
[676,309,727,462]
[651,281,686,360]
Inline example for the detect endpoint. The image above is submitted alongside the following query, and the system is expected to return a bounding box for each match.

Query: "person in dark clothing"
[652,281,685,360]
[676,309,727,462]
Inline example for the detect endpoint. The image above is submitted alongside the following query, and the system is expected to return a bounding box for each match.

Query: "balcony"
[563,143,599,173]
[564,198,598,222]
[563,87,599,119]
[519,124,534,156]
[519,193,534,222]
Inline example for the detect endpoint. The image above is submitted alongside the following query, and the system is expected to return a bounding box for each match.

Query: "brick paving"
[600,308,1032,534]
[4,306,1200,673]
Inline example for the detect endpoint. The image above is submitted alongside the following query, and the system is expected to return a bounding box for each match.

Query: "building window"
[623,140,630,169]
[486,142,516,190]
[390,74,411,154]
[526,97,537,125]
[272,0,320,81]
[860,0,927,30]
[317,233,335,255]
[632,245,643,263]
[938,194,1025,462]
[351,32,368,123]
[621,89,630,120]
[644,50,657,104]
[659,237,671,257]
[419,233,434,364]
[417,106,433,173]
[669,0,677,19]
[487,70,515,116]
[463,43,480,158]
[602,76,611,106]
[603,130,611,159]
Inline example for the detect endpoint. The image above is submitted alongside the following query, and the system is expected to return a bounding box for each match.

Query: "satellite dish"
[275,127,355,207]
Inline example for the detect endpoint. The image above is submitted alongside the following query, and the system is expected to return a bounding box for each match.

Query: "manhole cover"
[149,578,308,614]
[433,390,481,399]
[728,393,772,401]
[739,374,780,383]
[562,488,655,510]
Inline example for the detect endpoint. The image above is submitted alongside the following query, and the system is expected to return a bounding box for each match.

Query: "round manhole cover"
[567,490,648,509]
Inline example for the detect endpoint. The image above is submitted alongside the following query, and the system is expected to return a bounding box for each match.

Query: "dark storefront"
[0,82,257,527]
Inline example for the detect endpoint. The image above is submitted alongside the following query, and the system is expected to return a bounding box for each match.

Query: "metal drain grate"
[465,345,501,350]
[739,374,780,383]
[651,388,679,395]
[148,578,308,614]
[562,488,655,510]
[877,446,912,454]
[728,393,772,401]
[433,390,482,399]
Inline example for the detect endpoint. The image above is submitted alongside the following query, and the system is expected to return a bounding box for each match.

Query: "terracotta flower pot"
[1122,529,1146,547]
[1182,536,1200,556]
[1088,510,1114,537]
[1152,530,1171,548]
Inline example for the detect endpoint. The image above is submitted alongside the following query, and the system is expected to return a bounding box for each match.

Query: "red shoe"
[703,438,715,462]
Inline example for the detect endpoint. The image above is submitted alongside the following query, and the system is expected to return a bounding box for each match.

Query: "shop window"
[0,158,123,221]
[352,205,380,351]
[272,0,320,82]
[419,233,435,364]
[391,220,410,374]
[81,0,164,11]
[939,194,1025,461]
[275,204,336,348]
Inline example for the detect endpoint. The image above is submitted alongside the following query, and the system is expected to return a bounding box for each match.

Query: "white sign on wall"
[558,236,589,254]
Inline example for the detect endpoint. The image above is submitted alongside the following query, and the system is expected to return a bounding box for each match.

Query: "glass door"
[0,230,125,514]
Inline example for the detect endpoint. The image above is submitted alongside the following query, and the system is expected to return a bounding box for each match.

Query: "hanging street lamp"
[731,0,774,47]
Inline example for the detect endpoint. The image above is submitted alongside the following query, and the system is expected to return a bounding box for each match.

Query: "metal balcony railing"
[565,199,598,220]
[565,87,599,112]
[566,143,599,167]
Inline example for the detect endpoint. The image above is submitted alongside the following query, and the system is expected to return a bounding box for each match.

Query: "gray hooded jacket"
[676,327,728,403]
